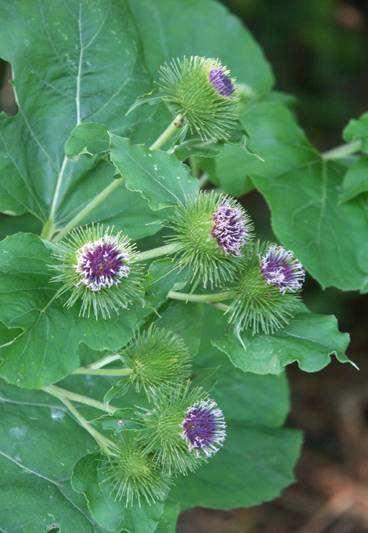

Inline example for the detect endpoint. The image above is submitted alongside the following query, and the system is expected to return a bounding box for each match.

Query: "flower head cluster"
[169,191,253,288]
[260,244,305,293]
[182,399,226,457]
[51,224,143,319]
[158,56,239,141]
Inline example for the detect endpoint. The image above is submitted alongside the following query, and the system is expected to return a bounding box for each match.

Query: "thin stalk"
[198,173,209,188]
[73,367,132,377]
[168,290,232,304]
[322,140,361,160]
[149,114,184,151]
[43,384,118,415]
[86,354,122,370]
[55,395,116,454]
[133,242,182,263]
[53,178,124,242]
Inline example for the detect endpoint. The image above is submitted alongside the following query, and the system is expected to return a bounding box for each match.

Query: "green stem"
[134,242,182,263]
[73,367,132,377]
[54,395,116,454]
[198,173,209,188]
[86,354,122,370]
[149,114,184,151]
[322,140,361,160]
[168,290,232,304]
[40,219,56,240]
[43,384,118,415]
[53,177,124,242]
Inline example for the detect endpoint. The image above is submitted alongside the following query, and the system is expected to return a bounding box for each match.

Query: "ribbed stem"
[53,178,124,242]
[85,354,122,370]
[149,114,184,151]
[168,290,232,303]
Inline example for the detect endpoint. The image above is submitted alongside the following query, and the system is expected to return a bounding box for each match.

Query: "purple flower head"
[209,68,234,97]
[260,244,305,293]
[181,399,226,457]
[212,201,249,256]
[76,236,130,292]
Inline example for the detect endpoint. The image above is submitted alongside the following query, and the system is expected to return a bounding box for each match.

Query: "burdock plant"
[0,5,356,528]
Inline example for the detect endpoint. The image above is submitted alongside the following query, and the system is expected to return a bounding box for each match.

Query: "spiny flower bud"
[260,244,305,293]
[101,431,171,507]
[125,325,192,397]
[168,191,253,288]
[158,56,239,141]
[51,224,143,319]
[226,241,302,335]
[182,399,226,458]
[137,383,220,475]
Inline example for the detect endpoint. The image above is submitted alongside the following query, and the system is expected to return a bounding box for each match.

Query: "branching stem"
[53,395,116,454]
[43,384,118,415]
[149,114,184,151]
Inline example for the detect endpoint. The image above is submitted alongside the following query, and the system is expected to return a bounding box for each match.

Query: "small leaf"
[65,123,110,158]
[340,157,368,202]
[343,112,368,153]
[110,135,199,212]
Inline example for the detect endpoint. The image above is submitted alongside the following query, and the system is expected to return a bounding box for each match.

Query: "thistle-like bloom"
[209,68,235,97]
[260,245,305,293]
[182,399,226,457]
[101,431,171,507]
[212,201,248,256]
[226,241,301,335]
[51,224,143,319]
[136,383,213,475]
[126,326,192,397]
[76,236,130,292]
[168,191,253,288]
[158,56,239,141]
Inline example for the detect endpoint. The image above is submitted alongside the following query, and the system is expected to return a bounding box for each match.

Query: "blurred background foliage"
[1,0,368,531]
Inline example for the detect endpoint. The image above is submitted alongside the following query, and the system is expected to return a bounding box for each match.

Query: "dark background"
[1,1,368,531]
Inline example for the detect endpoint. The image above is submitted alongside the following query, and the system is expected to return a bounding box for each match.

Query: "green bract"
[158,56,239,141]
[101,431,171,507]
[126,325,192,397]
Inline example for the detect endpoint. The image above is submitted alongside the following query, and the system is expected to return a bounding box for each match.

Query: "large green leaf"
[0,380,96,531]
[343,112,368,153]
[198,305,351,375]
[235,100,368,291]
[0,233,178,388]
[0,0,271,231]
